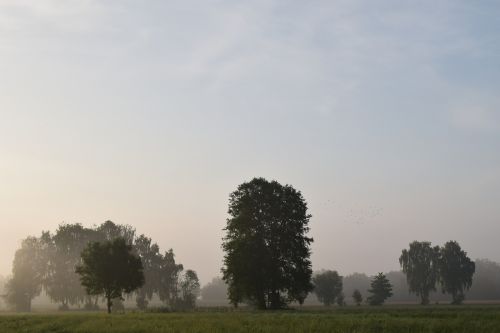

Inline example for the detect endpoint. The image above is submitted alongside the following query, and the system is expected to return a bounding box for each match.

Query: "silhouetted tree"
[312,270,343,306]
[76,238,144,313]
[222,178,313,309]
[352,289,363,306]
[4,234,50,311]
[367,273,393,305]
[399,241,440,305]
[158,249,184,307]
[438,241,475,304]
[176,269,200,309]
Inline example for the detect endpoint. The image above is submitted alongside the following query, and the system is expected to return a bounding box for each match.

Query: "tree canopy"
[312,270,343,306]
[367,273,393,306]
[222,178,313,309]
[399,241,440,305]
[438,241,475,304]
[76,238,145,313]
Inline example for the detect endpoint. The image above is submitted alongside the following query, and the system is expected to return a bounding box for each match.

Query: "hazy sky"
[1,0,499,284]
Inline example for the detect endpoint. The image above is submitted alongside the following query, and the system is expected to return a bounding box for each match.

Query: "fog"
[1,0,500,287]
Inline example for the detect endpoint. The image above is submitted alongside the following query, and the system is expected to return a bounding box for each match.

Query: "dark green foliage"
[312,270,343,306]
[222,178,313,309]
[367,273,393,305]
[352,289,363,306]
[438,241,475,304]
[400,241,440,305]
[76,238,145,313]
[4,234,50,311]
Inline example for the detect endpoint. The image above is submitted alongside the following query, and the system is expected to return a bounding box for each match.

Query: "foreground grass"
[1,306,500,333]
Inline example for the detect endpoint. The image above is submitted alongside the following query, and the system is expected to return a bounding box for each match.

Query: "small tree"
[367,273,393,306]
[399,241,440,305]
[439,241,475,305]
[312,270,343,306]
[352,289,363,306]
[76,238,144,313]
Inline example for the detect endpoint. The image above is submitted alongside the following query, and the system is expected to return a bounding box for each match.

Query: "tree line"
[3,221,199,313]
[1,177,496,311]
[199,258,500,306]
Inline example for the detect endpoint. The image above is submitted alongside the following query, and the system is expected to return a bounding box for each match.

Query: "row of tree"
[312,240,476,308]
[3,221,199,312]
[312,270,393,306]
[200,258,500,306]
[400,241,475,305]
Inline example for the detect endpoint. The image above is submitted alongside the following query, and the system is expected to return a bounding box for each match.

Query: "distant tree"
[134,235,163,309]
[158,249,184,307]
[342,272,370,302]
[352,289,363,306]
[438,241,475,305]
[336,292,346,306]
[222,178,313,309]
[200,277,229,305]
[176,269,200,309]
[467,259,500,300]
[367,273,393,306]
[312,270,343,306]
[399,241,440,305]
[76,238,144,313]
[43,224,100,310]
[4,235,50,311]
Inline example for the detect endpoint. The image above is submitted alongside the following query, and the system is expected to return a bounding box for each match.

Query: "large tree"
[438,241,475,304]
[367,273,393,306]
[76,238,144,313]
[222,177,313,309]
[399,241,440,305]
[312,270,343,306]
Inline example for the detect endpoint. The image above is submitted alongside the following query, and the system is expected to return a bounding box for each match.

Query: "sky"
[0,0,499,285]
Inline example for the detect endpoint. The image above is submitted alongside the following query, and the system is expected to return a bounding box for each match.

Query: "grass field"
[1,306,500,333]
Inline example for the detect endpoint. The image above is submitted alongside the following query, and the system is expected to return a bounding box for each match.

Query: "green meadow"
[1,306,500,333]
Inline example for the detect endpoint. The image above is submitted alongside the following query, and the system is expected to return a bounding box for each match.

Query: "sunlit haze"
[1,0,499,284]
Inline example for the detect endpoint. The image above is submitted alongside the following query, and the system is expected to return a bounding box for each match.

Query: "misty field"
[1,306,500,333]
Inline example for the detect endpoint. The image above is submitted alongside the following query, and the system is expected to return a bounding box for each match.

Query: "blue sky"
[0,0,499,283]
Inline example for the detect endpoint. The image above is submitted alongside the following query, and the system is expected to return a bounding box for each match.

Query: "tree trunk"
[107,295,112,314]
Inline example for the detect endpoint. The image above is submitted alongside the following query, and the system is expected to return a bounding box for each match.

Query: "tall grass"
[0,305,499,333]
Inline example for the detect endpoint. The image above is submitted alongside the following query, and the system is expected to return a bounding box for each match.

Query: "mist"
[1,0,500,297]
